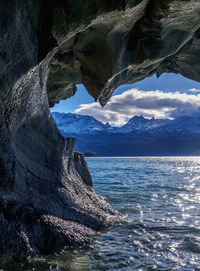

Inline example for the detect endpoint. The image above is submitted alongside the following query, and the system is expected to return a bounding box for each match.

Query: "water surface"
[5,157,200,270]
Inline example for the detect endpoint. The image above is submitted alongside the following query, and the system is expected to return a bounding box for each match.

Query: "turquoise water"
[5,157,200,270]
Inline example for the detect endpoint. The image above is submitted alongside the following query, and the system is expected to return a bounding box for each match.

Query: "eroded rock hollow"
[0,0,200,263]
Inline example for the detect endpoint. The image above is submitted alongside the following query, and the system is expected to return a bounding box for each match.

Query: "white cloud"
[189,88,200,93]
[74,88,200,126]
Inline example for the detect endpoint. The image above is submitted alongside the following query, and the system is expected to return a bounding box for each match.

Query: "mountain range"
[52,112,200,156]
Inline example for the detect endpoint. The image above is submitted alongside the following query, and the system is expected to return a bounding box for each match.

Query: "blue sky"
[52,73,200,126]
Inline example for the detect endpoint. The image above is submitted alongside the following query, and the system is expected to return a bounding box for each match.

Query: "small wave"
[180,240,200,254]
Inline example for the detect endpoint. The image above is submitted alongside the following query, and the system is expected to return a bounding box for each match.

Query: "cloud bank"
[189,88,200,93]
[74,89,200,126]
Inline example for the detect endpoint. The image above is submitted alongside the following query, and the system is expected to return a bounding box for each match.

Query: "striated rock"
[0,1,117,263]
[0,50,116,263]
[1,0,200,263]
[46,0,200,106]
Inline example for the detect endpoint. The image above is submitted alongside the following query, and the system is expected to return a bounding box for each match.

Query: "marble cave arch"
[0,0,200,263]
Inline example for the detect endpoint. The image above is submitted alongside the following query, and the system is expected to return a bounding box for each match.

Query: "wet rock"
[73,152,93,186]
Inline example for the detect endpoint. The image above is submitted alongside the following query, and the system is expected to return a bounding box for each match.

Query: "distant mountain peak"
[130,115,145,120]
[52,112,113,135]
[52,112,200,156]
[105,122,111,127]
[52,112,200,136]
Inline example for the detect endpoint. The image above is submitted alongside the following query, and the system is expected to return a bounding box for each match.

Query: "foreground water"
[4,157,200,270]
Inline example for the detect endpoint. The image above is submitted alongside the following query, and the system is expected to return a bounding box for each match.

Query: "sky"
[52,73,200,126]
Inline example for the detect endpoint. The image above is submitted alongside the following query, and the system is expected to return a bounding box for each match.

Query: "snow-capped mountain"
[52,112,200,135]
[156,116,200,134]
[117,116,168,133]
[52,112,113,135]
[118,115,200,134]
[52,112,200,156]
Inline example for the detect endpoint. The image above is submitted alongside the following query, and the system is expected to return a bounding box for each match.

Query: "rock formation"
[0,0,200,263]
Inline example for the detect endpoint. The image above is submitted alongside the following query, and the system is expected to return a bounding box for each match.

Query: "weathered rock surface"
[1,0,200,263]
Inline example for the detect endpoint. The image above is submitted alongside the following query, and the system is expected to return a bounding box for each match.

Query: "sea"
[4,157,200,271]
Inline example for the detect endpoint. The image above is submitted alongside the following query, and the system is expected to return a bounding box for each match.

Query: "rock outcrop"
[0,0,200,263]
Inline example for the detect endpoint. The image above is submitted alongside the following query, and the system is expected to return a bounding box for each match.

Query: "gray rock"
[0,0,200,263]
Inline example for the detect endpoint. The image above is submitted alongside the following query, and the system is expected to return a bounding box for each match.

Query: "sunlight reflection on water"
[4,157,200,271]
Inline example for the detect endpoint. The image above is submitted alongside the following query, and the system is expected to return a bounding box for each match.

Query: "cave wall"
[0,0,116,262]
[0,0,200,263]
[46,0,200,106]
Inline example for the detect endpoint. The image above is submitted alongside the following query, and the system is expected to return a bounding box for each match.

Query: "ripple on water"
[3,157,200,271]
